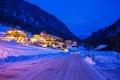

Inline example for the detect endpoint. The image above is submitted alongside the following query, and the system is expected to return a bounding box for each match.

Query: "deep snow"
[0,40,68,64]
[83,50,120,80]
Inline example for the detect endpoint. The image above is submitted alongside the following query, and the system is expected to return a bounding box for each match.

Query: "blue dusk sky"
[27,0,120,36]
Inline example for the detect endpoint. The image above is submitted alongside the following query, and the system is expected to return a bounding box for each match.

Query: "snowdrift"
[0,40,68,64]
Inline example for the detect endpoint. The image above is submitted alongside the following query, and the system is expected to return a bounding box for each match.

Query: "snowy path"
[0,54,106,80]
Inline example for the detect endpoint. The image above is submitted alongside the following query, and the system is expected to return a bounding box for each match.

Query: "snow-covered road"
[0,54,106,80]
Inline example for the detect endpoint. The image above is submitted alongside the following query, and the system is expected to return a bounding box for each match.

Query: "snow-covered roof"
[95,45,107,50]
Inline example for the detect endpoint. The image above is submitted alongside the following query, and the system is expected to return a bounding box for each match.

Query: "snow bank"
[84,51,120,80]
[85,57,95,65]
[0,40,68,60]
[95,45,107,50]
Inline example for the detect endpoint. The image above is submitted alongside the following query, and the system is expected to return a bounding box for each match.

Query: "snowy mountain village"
[0,0,120,80]
[0,29,78,52]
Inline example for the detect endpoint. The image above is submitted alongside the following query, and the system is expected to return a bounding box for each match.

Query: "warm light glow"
[4,29,28,43]
[29,33,68,51]
[0,36,15,41]
[0,30,69,51]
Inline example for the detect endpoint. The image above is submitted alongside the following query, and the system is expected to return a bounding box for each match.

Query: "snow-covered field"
[0,40,68,64]
[83,51,120,80]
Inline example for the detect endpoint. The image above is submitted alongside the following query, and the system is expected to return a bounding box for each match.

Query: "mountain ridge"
[0,0,79,40]
[84,19,120,51]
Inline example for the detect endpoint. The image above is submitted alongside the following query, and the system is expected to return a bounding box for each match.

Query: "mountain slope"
[0,0,78,40]
[85,19,120,51]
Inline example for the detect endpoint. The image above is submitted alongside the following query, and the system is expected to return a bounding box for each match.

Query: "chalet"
[5,29,28,43]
